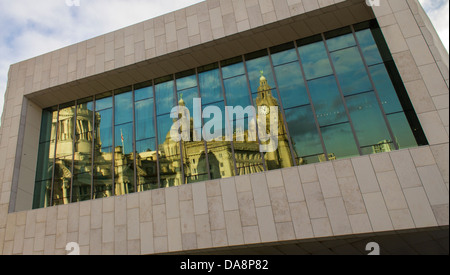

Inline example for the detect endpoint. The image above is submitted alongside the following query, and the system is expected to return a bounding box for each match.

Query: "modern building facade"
[0,0,448,255]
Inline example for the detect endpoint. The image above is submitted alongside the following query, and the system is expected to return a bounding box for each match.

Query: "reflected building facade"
[32,20,428,208]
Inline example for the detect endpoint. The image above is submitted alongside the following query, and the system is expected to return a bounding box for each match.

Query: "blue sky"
[0,0,448,127]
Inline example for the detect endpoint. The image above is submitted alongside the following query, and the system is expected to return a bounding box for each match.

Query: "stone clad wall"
[0,0,448,254]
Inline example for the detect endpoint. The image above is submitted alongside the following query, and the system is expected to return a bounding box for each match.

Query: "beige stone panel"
[418,63,449,97]
[390,149,422,189]
[403,186,438,228]
[376,170,408,210]
[78,216,91,247]
[281,167,304,203]
[192,182,208,215]
[409,146,436,167]
[316,162,341,199]
[55,219,67,250]
[348,213,373,234]
[311,218,333,238]
[418,111,449,145]
[324,197,352,236]
[250,173,271,207]
[127,208,140,241]
[102,212,114,244]
[362,192,394,232]
[242,225,261,244]
[406,35,435,66]
[167,218,182,252]
[43,235,56,255]
[298,164,318,183]
[224,210,244,246]
[337,176,366,215]
[91,199,103,229]
[140,221,154,255]
[165,187,179,219]
[255,205,277,243]
[180,200,196,234]
[389,209,415,230]
[394,9,421,38]
[152,204,167,237]
[153,236,168,254]
[404,80,436,114]
[351,156,380,194]
[33,222,45,252]
[275,222,296,241]
[430,143,449,183]
[417,165,449,206]
[221,177,239,211]
[302,181,328,219]
[211,229,228,248]
[431,204,449,226]
[237,191,258,227]
[194,213,212,249]
[289,201,314,239]
[114,224,127,255]
[13,225,25,255]
[208,195,226,230]
[268,186,292,223]
[380,24,409,54]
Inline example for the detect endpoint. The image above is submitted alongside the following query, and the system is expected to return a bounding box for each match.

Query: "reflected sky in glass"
[346,92,391,147]
[308,75,348,126]
[155,80,175,115]
[298,41,333,80]
[321,122,359,159]
[199,68,223,105]
[330,47,372,96]
[274,62,309,109]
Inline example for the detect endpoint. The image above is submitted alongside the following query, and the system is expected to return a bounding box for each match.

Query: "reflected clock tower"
[255,71,293,170]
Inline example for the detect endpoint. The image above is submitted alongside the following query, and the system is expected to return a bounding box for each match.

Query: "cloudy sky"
[0,0,448,126]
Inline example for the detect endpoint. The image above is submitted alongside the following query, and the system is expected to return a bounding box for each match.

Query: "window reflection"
[135,85,158,191]
[308,75,348,126]
[330,47,373,96]
[93,93,113,199]
[33,20,428,209]
[52,102,75,206]
[72,98,94,202]
[114,89,134,196]
[33,107,57,209]
[346,92,392,154]
[298,37,333,80]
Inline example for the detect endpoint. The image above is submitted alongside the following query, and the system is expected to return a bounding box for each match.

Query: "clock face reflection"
[260,105,270,115]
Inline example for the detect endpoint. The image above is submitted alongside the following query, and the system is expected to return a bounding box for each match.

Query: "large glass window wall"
[33,20,427,208]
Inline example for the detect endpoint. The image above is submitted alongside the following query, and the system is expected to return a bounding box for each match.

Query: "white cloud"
[0,0,449,126]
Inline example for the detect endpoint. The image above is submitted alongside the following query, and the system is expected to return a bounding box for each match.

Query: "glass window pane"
[199,67,223,105]
[284,105,323,165]
[72,173,91,202]
[308,76,348,126]
[274,62,309,109]
[369,64,403,114]
[135,98,155,141]
[72,100,93,202]
[245,55,275,93]
[326,33,356,52]
[271,47,298,66]
[114,91,133,125]
[355,29,383,66]
[155,80,175,115]
[157,114,183,187]
[134,85,153,101]
[33,180,52,209]
[224,75,251,108]
[387,112,418,149]
[93,95,113,199]
[136,138,158,191]
[53,103,75,206]
[330,47,372,96]
[176,73,197,91]
[346,92,392,150]
[321,123,359,160]
[221,58,245,79]
[298,41,333,80]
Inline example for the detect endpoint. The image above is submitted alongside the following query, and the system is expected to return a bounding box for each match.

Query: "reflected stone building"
[0,0,448,255]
